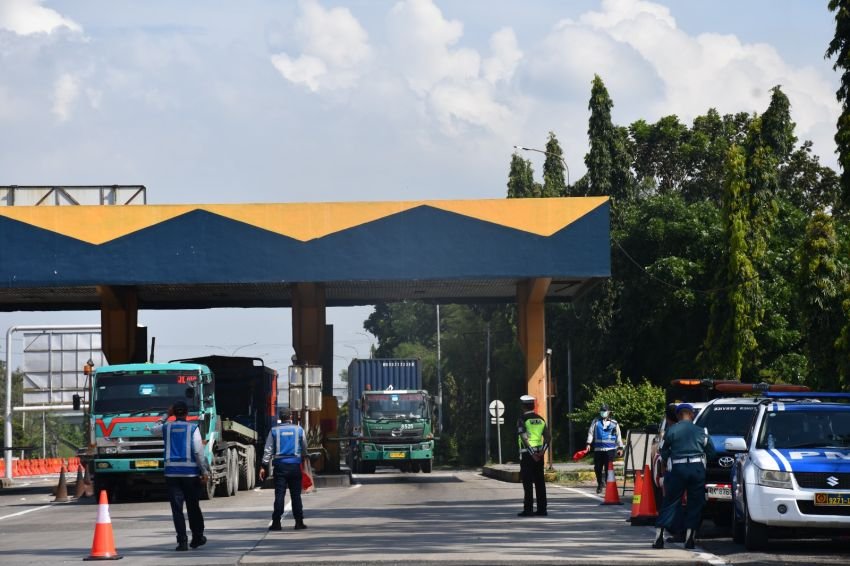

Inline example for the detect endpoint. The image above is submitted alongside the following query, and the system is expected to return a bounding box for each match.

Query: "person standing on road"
[153,401,210,552]
[653,403,716,550]
[584,404,624,494]
[517,394,550,517]
[259,408,308,531]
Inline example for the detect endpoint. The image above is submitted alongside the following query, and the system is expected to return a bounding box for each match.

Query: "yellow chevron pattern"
[0,197,607,245]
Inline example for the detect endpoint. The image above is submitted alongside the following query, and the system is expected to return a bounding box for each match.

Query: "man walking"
[517,394,550,517]
[653,403,716,549]
[154,401,210,551]
[260,408,308,531]
[585,403,624,494]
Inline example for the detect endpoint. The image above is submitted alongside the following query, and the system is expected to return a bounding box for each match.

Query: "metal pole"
[496,385,502,464]
[545,348,553,469]
[568,338,574,459]
[302,366,309,435]
[436,305,442,432]
[485,323,491,464]
[41,412,46,459]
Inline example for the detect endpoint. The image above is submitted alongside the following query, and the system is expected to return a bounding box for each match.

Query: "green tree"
[761,85,797,162]
[506,153,539,198]
[836,279,850,388]
[542,131,567,196]
[585,75,616,198]
[827,0,850,213]
[798,211,844,389]
[568,377,666,434]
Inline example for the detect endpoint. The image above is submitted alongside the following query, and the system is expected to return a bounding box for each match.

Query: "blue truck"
[84,355,277,499]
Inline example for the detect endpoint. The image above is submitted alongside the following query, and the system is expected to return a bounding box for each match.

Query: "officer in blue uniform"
[585,403,624,493]
[260,408,308,531]
[653,403,716,549]
[153,401,210,552]
[517,394,551,517]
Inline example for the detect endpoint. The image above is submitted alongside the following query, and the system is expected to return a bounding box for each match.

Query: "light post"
[343,344,360,359]
[513,145,570,190]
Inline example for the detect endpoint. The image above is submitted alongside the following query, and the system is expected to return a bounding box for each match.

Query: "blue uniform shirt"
[262,422,308,465]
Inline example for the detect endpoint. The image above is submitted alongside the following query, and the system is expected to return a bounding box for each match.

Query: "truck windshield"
[364,393,427,419]
[694,404,758,436]
[93,371,200,414]
[757,408,850,449]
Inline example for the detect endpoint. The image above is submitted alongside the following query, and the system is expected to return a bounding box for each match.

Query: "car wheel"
[731,498,745,544]
[744,494,768,550]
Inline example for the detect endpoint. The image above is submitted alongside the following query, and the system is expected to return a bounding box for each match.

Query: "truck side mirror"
[72,394,81,411]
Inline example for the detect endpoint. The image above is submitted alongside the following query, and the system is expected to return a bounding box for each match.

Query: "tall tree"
[542,131,567,196]
[506,153,539,198]
[836,280,850,388]
[761,85,797,163]
[585,75,615,198]
[827,0,850,213]
[797,211,843,389]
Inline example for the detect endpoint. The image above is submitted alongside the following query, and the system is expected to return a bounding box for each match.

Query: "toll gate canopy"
[0,197,609,311]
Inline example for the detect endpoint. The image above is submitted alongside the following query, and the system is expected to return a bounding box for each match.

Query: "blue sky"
[0,0,843,382]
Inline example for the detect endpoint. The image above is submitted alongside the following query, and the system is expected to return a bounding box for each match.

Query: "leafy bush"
[569,376,666,434]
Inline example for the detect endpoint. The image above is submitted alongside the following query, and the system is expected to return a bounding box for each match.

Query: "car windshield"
[93,371,200,414]
[364,393,428,419]
[694,403,758,436]
[757,407,850,449]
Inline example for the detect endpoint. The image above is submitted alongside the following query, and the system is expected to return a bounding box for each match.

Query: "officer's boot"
[294,519,307,530]
[269,520,282,531]
[176,537,189,552]
[684,529,695,549]
[652,528,664,549]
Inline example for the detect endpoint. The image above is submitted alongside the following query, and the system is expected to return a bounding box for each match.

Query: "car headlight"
[758,467,793,489]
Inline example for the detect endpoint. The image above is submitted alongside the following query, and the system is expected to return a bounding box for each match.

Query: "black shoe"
[268,522,282,531]
[652,535,664,549]
[517,510,534,517]
[175,542,189,552]
[294,521,307,530]
[596,485,603,494]
[190,535,206,549]
[534,510,548,516]
[684,534,695,549]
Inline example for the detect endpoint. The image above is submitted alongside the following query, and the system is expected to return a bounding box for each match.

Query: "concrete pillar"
[97,285,140,365]
[291,283,326,365]
[517,278,551,462]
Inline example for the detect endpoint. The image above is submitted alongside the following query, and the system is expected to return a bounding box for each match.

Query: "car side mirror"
[724,437,747,452]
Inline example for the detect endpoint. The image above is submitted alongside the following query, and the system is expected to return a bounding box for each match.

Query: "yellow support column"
[97,285,139,365]
[517,278,551,464]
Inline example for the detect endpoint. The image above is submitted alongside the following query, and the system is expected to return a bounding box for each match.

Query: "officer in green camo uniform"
[653,403,716,550]
[517,394,551,517]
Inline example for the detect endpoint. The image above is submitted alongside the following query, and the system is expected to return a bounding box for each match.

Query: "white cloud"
[269,0,370,92]
[52,73,79,122]
[0,0,81,35]
[483,28,522,85]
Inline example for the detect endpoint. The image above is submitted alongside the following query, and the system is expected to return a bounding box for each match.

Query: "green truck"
[83,355,277,499]
[346,359,436,474]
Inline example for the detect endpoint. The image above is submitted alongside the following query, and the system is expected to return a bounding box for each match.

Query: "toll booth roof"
[0,197,609,310]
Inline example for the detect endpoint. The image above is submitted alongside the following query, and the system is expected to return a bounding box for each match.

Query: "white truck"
[729,393,850,549]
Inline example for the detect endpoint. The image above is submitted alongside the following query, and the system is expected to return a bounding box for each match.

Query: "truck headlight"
[420,443,431,450]
[99,447,118,455]
[758,467,793,489]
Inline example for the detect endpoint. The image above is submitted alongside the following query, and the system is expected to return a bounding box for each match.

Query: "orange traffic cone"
[631,464,658,524]
[53,466,70,502]
[84,490,122,560]
[629,469,643,522]
[600,460,622,505]
[74,465,87,499]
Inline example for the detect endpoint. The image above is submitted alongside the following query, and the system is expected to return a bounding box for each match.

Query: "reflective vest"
[272,423,305,464]
[517,413,546,451]
[592,418,619,451]
[164,421,201,477]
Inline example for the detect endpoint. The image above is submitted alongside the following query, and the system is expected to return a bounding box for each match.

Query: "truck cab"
[356,389,434,473]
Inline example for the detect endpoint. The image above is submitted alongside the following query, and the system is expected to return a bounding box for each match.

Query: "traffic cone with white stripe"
[84,489,122,560]
[600,460,622,505]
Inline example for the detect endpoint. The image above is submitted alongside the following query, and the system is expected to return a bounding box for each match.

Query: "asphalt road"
[0,471,848,565]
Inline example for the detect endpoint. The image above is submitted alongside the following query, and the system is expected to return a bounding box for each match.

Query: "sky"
[0,0,843,387]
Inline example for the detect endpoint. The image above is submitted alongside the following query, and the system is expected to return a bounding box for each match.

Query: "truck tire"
[247,447,256,490]
[238,447,251,491]
[201,473,215,500]
[422,459,432,473]
[216,450,233,497]
[362,462,376,474]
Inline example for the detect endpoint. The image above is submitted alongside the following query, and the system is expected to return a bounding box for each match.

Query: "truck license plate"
[707,485,732,499]
[814,493,850,506]
[388,452,406,459]
[135,459,159,468]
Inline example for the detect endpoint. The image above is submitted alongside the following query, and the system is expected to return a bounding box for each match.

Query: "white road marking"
[0,503,54,521]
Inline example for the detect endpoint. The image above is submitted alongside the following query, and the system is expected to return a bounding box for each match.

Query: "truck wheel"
[238,448,251,491]
[247,447,256,490]
[228,448,239,496]
[201,474,216,500]
[216,450,233,497]
[744,495,768,550]
[362,462,376,474]
[422,460,432,473]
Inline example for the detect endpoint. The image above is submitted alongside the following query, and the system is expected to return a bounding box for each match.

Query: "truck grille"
[797,501,850,516]
[795,472,850,490]
[373,428,423,439]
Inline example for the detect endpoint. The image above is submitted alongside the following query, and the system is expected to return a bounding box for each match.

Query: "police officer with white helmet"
[517,394,551,517]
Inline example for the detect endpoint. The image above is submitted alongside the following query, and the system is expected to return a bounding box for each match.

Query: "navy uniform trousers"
[656,462,705,530]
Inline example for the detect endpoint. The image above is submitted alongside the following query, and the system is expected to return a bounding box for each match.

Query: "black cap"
[599,403,609,412]
[279,407,293,422]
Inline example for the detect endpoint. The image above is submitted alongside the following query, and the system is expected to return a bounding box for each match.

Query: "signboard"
[490,417,504,424]
[22,331,104,406]
[488,400,504,418]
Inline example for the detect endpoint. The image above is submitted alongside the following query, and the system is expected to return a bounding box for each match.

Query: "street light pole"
[513,145,570,191]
